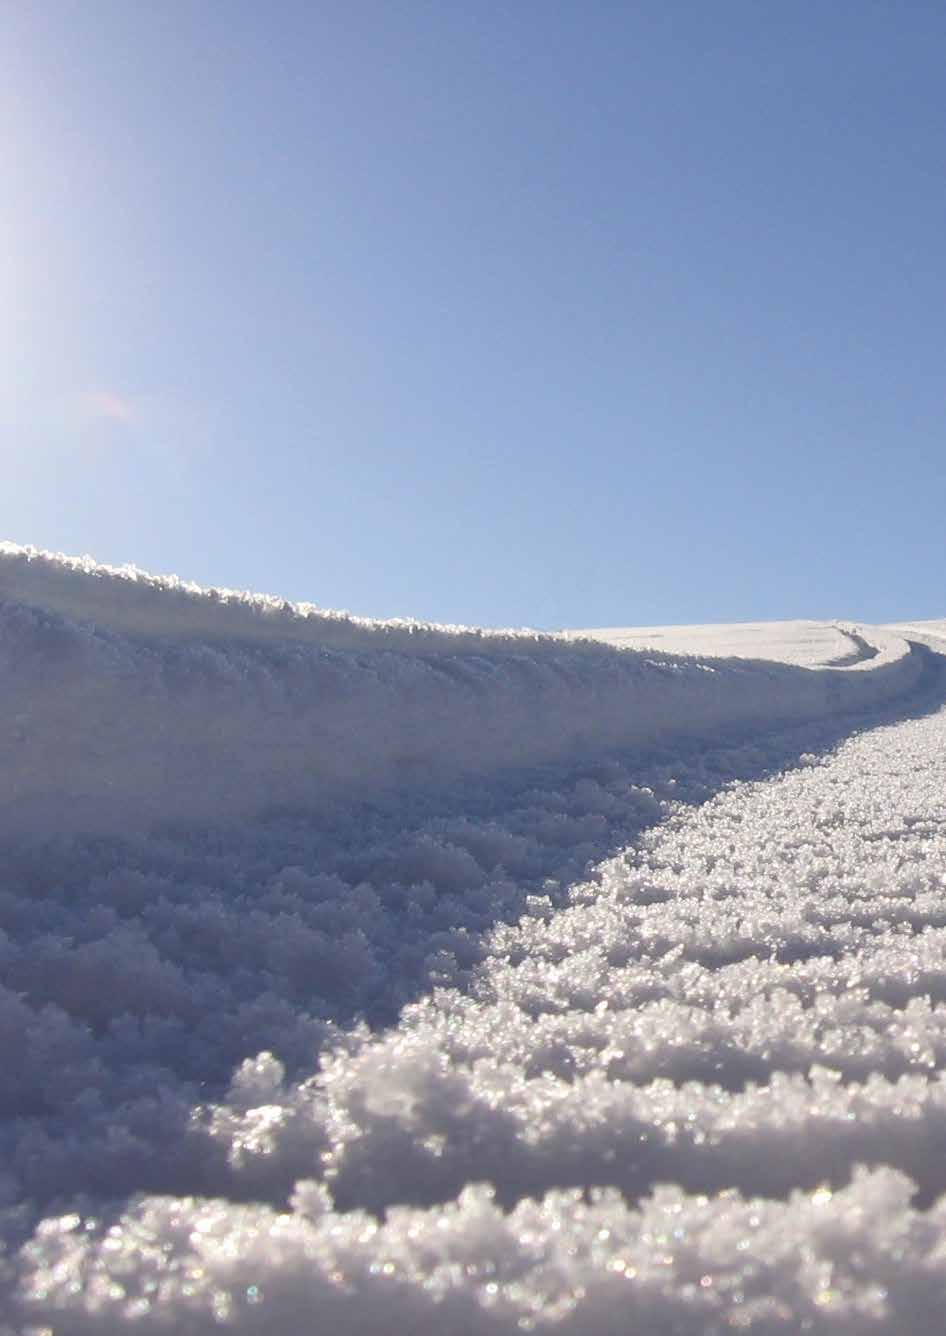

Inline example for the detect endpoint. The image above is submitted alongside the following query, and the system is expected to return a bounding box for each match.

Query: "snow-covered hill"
[3,544,946,1334]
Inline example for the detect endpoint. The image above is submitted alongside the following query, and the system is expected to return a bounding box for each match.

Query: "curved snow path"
[4,544,946,1331]
[7,642,946,1331]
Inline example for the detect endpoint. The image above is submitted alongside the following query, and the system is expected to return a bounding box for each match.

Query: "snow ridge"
[0,544,923,839]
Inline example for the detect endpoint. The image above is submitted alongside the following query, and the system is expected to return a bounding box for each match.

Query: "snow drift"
[6,542,946,1336]
[0,544,923,840]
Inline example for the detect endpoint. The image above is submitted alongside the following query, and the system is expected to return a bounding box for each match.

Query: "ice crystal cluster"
[2,545,946,1333]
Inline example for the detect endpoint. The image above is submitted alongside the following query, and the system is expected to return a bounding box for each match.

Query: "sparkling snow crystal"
[3,545,946,1333]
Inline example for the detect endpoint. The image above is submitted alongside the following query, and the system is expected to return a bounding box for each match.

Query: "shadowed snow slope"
[0,544,922,839]
[4,544,946,1335]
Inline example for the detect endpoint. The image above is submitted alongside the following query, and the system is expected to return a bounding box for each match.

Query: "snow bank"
[4,636,946,1334]
[0,544,923,839]
[0,542,601,655]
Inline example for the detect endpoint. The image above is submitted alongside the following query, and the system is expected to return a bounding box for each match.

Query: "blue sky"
[4,2,945,628]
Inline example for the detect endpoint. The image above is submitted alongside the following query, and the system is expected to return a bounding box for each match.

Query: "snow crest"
[0,544,922,839]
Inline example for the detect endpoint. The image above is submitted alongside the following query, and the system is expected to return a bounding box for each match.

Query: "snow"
[0,545,921,840]
[577,619,876,666]
[3,543,946,1333]
[885,621,946,652]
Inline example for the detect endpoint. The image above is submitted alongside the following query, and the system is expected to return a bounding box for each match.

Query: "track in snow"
[6,642,946,1330]
[4,546,946,1333]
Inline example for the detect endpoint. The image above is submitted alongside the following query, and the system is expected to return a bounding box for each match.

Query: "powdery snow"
[578,619,875,667]
[2,545,946,1333]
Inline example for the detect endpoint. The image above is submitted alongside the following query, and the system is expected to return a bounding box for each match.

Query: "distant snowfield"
[580,618,880,666]
[3,544,946,1333]
[885,621,946,652]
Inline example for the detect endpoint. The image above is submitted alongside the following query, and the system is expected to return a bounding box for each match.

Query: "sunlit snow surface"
[579,619,874,666]
[3,546,946,1333]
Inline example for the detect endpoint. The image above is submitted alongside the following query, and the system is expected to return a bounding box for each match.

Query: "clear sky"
[3,1,945,629]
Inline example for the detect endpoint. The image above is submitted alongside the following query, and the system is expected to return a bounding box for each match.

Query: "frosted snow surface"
[578,619,876,667]
[3,545,946,1333]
